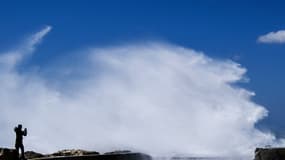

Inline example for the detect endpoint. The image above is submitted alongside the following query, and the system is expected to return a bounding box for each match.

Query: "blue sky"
[0,1,285,137]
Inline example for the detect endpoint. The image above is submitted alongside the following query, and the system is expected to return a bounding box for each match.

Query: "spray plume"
[0,28,282,158]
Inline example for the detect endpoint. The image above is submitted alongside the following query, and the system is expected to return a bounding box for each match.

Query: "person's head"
[18,124,22,129]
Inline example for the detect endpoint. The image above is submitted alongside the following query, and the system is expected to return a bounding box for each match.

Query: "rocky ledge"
[0,148,152,160]
[254,148,285,160]
[0,148,18,159]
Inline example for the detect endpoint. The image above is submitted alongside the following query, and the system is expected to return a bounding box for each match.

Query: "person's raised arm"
[23,128,27,136]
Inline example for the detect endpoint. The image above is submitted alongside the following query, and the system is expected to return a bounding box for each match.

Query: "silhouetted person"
[14,124,27,160]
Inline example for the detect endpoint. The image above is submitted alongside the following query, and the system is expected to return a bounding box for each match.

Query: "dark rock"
[0,148,151,160]
[254,148,285,160]
[25,151,45,159]
[29,151,152,160]
[104,150,132,155]
[0,148,18,160]
[48,149,99,157]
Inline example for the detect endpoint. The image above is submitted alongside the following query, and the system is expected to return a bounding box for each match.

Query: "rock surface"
[30,152,151,160]
[23,149,151,160]
[7,147,285,160]
[104,150,131,155]
[48,149,100,157]
[23,149,100,159]
[25,151,45,159]
[0,148,18,160]
[0,148,151,160]
[254,148,285,160]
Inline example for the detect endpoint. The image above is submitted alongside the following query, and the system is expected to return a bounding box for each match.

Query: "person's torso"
[15,128,23,141]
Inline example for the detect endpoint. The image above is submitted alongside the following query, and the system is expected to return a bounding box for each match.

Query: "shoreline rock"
[0,148,18,159]
[254,148,285,160]
[23,149,150,160]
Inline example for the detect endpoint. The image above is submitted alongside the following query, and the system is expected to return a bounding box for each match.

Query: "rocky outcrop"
[25,151,45,159]
[0,148,18,160]
[48,149,99,157]
[29,152,151,160]
[23,149,99,159]
[104,150,131,155]
[23,149,151,160]
[254,148,285,160]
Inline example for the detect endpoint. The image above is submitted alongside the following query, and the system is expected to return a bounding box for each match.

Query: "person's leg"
[20,144,25,159]
[15,144,20,159]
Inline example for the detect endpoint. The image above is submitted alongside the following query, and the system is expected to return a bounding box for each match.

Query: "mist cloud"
[0,26,51,68]
[0,28,282,158]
